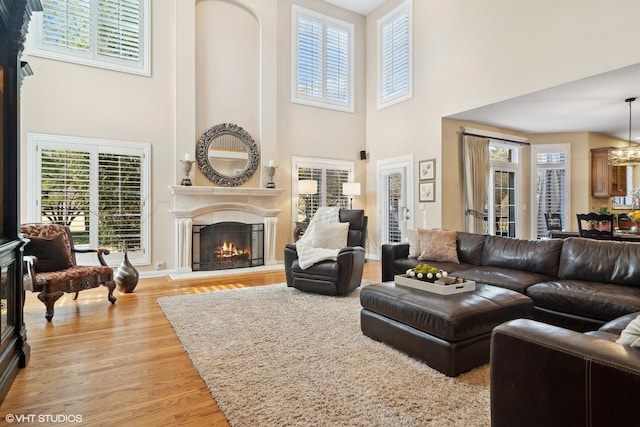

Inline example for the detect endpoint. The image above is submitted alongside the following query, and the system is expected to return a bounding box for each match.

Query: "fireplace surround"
[169,186,283,273]
[193,222,264,271]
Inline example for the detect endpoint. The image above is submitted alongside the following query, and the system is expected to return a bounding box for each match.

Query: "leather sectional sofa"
[382,232,640,332]
[491,315,640,427]
[383,232,640,424]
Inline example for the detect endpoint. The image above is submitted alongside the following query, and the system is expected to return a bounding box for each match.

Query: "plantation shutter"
[297,15,323,99]
[40,148,92,244]
[295,162,352,221]
[326,168,350,207]
[41,0,92,52]
[34,135,148,266]
[294,6,352,110]
[535,151,567,238]
[380,5,409,101]
[98,151,143,251]
[297,168,321,220]
[97,0,141,62]
[325,25,350,103]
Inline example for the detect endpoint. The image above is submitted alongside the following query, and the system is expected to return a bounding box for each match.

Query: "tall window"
[29,0,150,75]
[532,144,570,238]
[291,5,354,112]
[487,142,521,237]
[377,0,412,109]
[28,133,150,265]
[292,157,354,222]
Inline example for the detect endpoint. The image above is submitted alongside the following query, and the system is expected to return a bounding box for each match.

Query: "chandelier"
[608,97,640,165]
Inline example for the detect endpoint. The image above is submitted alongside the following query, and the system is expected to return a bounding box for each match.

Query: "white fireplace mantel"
[169,185,284,272]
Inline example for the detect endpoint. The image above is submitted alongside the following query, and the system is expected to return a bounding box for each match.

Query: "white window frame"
[291,5,355,113]
[530,143,571,238]
[377,0,412,109]
[28,0,151,76]
[27,133,151,266]
[291,156,355,225]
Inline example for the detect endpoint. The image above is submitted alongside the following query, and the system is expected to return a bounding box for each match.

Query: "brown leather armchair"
[21,223,117,321]
[284,209,367,296]
[491,316,640,427]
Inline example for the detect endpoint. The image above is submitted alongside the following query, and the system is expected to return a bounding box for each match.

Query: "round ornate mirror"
[196,123,259,186]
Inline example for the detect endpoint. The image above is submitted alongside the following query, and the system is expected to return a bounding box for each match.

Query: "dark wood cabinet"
[0,0,41,402]
[591,147,627,197]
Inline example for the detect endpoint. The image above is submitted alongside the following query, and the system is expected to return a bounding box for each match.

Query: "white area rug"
[157,283,490,427]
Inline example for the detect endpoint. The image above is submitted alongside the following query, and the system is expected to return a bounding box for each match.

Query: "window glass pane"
[494,170,516,237]
[42,0,91,52]
[535,149,567,238]
[293,6,353,111]
[297,16,323,98]
[385,172,402,243]
[380,7,409,99]
[97,0,141,61]
[295,160,353,222]
[325,26,349,102]
[40,148,91,244]
[98,152,142,251]
[33,134,149,264]
[35,0,147,74]
[490,146,513,162]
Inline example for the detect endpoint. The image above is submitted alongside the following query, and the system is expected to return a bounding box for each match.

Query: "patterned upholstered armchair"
[21,223,117,321]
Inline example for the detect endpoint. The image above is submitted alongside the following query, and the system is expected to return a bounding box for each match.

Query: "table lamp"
[298,179,318,222]
[342,182,361,209]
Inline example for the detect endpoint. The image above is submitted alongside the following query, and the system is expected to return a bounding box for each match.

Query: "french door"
[378,155,414,244]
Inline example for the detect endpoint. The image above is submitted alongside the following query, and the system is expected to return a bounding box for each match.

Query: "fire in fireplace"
[192,222,264,271]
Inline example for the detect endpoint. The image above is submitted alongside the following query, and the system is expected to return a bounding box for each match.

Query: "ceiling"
[321,0,387,15]
[323,1,640,142]
[448,63,640,142]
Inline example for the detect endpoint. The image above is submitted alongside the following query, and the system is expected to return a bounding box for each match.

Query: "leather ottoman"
[360,282,533,376]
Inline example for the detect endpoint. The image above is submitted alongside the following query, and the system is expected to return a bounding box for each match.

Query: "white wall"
[21,0,640,270]
[20,0,365,273]
[20,0,178,273]
[364,0,640,257]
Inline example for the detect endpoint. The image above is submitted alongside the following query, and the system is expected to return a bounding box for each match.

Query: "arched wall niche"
[195,0,260,186]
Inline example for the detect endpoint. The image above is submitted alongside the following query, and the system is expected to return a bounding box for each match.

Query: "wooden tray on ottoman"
[394,274,475,295]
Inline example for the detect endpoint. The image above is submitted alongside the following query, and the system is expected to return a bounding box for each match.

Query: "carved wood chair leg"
[104,280,117,304]
[37,291,64,322]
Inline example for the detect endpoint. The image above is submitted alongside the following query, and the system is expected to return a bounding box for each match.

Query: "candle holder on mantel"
[179,159,194,186]
[265,166,277,189]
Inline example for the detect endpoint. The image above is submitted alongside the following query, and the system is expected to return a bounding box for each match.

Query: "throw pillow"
[417,229,460,264]
[313,222,349,250]
[24,234,73,273]
[616,314,640,348]
[407,229,421,259]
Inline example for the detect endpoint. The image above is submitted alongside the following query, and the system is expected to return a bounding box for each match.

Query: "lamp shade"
[343,182,361,196]
[298,179,318,195]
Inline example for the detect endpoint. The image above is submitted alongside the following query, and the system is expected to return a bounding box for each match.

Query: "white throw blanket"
[296,206,341,270]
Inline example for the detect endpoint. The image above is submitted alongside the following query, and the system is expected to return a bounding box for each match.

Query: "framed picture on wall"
[419,159,435,181]
[419,181,435,202]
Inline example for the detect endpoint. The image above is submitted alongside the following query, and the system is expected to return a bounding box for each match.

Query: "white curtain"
[463,135,490,233]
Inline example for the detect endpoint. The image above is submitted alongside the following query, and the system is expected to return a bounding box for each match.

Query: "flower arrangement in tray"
[406,263,448,283]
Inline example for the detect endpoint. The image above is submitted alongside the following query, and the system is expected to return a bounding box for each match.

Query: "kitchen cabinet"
[591,148,627,197]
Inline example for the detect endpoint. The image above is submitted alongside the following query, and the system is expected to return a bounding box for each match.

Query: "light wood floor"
[1,261,381,426]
